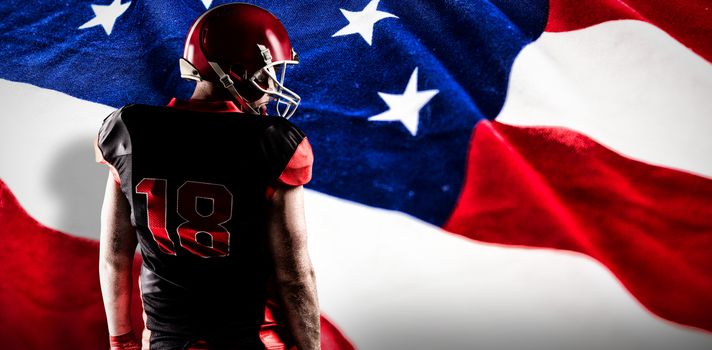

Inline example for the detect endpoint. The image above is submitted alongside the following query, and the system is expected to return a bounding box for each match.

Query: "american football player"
[95,3,319,349]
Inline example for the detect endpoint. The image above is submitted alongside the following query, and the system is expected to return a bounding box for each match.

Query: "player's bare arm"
[98,173,140,347]
[268,185,321,350]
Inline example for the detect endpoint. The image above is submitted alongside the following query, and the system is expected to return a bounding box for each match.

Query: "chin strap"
[207,61,259,115]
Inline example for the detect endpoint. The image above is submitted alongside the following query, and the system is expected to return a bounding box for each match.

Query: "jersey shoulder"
[261,116,307,154]
[95,104,140,165]
[261,117,313,186]
[95,104,163,163]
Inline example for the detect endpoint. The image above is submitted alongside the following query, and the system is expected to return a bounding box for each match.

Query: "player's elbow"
[99,255,133,275]
[99,244,135,272]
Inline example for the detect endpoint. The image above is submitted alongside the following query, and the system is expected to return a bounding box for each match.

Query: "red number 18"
[136,178,233,258]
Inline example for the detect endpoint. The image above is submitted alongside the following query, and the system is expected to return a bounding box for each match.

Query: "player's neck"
[190,81,234,102]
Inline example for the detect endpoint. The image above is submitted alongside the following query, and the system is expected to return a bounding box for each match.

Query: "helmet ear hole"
[229,64,247,80]
[226,65,262,102]
[231,75,265,102]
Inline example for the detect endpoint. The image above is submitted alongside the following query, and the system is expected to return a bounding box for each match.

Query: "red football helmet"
[179,3,300,118]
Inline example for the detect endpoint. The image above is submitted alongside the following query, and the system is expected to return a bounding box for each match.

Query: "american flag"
[0,0,711,349]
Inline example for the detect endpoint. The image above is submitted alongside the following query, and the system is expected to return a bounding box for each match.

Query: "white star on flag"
[201,0,213,9]
[369,67,439,136]
[78,0,131,36]
[332,0,398,46]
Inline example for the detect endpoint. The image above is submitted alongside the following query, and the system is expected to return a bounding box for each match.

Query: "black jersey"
[95,101,312,345]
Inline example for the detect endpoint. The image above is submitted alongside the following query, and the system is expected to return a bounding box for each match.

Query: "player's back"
[96,102,312,341]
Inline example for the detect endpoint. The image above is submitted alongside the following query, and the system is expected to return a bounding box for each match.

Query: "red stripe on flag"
[444,121,712,332]
[320,314,356,350]
[0,179,355,349]
[546,0,712,63]
[0,179,120,349]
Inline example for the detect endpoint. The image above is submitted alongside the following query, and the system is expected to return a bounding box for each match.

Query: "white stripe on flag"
[305,190,712,350]
[0,79,111,238]
[497,20,712,179]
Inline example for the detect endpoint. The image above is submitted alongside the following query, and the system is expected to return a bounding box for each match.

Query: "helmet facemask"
[203,45,300,119]
[250,58,300,119]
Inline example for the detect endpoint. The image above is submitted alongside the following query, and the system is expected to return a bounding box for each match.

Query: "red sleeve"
[277,137,313,186]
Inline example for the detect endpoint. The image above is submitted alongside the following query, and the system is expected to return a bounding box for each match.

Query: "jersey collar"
[167,98,241,113]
